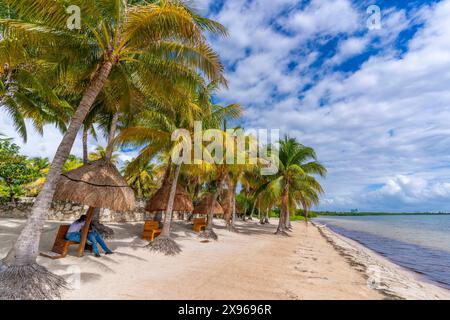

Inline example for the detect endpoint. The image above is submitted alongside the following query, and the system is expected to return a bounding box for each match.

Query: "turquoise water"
[314,215,450,289]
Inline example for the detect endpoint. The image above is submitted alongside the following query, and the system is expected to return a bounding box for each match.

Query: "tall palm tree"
[198,128,255,239]
[265,137,326,234]
[117,95,202,254]
[0,0,226,300]
[117,84,242,249]
[294,176,323,224]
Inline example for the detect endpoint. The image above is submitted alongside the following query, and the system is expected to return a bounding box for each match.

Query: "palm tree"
[116,92,201,253]
[0,5,69,142]
[0,54,71,142]
[0,0,226,300]
[122,159,158,200]
[116,98,207,252]
[88,145,120,165]
[197,128,256,239]
[294,176,323,224]
[265,137,326,234]
[117,81,242,249]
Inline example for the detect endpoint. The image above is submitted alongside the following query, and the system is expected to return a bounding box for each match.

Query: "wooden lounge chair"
[192,218,207,232]
[142,220,162,241]
[40,224,93,260]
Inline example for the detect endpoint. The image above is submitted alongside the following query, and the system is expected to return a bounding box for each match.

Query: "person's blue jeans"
[66,230,112,255]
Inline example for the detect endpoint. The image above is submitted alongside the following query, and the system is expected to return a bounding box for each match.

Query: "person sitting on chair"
[66,214,114,258]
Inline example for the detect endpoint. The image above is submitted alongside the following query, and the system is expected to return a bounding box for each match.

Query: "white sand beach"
[1,218,448,300]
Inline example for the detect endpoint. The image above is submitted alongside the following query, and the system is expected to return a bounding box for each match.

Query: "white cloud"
[364,175,450,211]
[208,0,450,212]
[327,36,369,65]
[284,0,360,37]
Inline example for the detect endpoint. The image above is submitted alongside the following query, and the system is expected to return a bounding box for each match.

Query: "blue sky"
[2,0,450,212]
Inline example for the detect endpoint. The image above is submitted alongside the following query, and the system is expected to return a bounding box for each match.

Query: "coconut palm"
[196,128,257,239]
[264,136,326,234]
[116,96,202,254]
[0,57,71,142]
[240,168,276,225]
[0,0,226,300]
[122,159,158,200]
[0,6,72,142]
[117,85,242,248]
[293,176,323,224]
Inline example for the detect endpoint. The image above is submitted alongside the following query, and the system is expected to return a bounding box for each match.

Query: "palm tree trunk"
[92,111,119,238]
[203,173,224,240]
[161,163,181,237]
[276,186,288,234]
[259,205,265,225]
[265,207,270,224]
[105,111,119,160]
[302,201,309,225]
[284,187,292,230]
[82,125,89,165]
[242,204,247,221]
[148,156,182,255]
[285,208,292,229]
[284,198,292,231]
[0,60,113,300]
[155,158,172,222]
[224,176,233,228]
[231,182,237,229]
[162,157,172,186]
[257,199,261,222]
[249,199,257,220]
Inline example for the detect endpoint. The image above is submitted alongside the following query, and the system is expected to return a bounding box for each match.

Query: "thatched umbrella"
[53,159,135,257]
[145,182,193,214]
[194,193,224,216]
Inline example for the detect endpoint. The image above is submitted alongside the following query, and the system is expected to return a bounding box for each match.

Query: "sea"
[314,215,450,290]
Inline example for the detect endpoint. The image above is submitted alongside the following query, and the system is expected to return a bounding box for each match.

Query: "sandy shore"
[314,222,450,300]
[1,217,448,300]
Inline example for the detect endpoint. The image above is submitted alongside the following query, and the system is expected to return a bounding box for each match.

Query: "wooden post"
[77,206,95,257]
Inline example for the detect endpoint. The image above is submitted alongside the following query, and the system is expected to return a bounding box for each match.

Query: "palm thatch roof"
[53,159,135,212]
[145,181,194,213]
[194,193,224,215]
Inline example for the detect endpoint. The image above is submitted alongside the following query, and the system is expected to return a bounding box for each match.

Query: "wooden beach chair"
[142,220,162,241]
[192,218,207,232]
[40,224,93,260]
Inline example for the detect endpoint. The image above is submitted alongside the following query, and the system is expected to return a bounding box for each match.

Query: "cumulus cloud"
[206,0,450,212]
[364,175,450,212]
[326,36,369,65]
[283,0,360,37]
